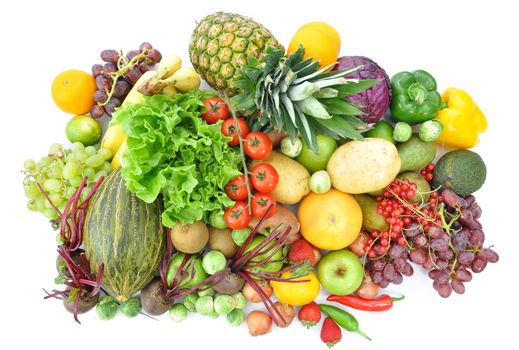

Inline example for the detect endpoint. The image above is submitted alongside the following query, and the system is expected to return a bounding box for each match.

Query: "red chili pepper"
[326,294,404,312]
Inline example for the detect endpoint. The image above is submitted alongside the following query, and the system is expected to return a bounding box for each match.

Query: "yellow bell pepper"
[435,88,487,149]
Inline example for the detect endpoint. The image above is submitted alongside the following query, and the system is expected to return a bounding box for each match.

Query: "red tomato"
[224,201,251,229]
[243,132,273,160]
[225,175,248,201]
[250,163,279,193]
[251,193,277,219]
[201,97,229,124]
[221,118,249,146]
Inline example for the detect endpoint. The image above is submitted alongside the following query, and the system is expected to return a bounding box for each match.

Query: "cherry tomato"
[221,118,249,146]
[243,132,273,160]
[224,201,251,230]
[225,175,248,201]
[251,193,277,219]
[201,97,229,124]
[250,163,279,193]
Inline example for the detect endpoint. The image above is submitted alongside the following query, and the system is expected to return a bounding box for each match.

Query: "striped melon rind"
[84,169,165,302]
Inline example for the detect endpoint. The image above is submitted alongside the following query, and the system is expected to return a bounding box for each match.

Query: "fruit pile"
[22,11,498,348]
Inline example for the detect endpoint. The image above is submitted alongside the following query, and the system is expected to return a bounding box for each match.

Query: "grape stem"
[99,49,150,107]
[224,93,253,214]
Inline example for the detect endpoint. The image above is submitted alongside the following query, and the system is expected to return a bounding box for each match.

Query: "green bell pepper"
[390,70,441,124]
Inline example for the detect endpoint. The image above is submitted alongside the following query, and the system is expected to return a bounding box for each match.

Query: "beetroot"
[333,56,391,124]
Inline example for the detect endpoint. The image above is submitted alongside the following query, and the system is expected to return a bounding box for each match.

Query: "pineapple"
[189,12,284,95]
[232,46,378,153]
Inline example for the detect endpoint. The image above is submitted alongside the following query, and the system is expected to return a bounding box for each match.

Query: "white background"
[1,0,518,349]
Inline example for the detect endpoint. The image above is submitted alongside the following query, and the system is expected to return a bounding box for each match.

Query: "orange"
[300,22,341,51]
[51,69,96,115]
[287,22,341,70]
[297,189,362,250]
[271,271,320,306]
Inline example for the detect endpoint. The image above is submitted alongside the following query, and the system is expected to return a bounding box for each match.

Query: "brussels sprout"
[309,170,331,194]
[226,309,245,327]
[183,294,199,312]
[120,297,141,318]
[198,288,216,297]
[195,295,214,316]
[169,303,189,322]
[209,211,228,229]
[214,295,235,315]
[202,250,227,275]
[96,296,118,320]
[419,119,443,142]
[207,310,220,318]
[231,292,247,309]
[393,122,413,142]
[280,137,303,158]
[231,228,251,246]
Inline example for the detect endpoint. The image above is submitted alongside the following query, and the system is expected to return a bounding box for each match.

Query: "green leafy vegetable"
[113,91,241,227]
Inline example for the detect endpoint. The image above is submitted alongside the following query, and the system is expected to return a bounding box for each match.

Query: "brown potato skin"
[208,227,238,258]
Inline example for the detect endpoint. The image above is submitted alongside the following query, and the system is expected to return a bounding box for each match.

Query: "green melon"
[84,169,165,302]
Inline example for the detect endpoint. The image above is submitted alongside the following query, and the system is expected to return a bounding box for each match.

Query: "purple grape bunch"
[90,42,162,119]
[366,188,498,297]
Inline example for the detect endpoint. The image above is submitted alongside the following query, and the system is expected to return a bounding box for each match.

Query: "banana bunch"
[101,55,201,169]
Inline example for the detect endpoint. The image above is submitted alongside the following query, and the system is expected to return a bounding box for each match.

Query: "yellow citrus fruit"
[287,22,340,70]
[52,69,96,115]
[300,22,341,51]
[271,271,320,306]
[297,189,362,250]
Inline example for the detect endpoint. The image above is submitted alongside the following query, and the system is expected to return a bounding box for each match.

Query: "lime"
[65,115,102,146]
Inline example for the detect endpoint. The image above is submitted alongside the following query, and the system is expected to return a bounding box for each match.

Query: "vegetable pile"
[22,11,498,348]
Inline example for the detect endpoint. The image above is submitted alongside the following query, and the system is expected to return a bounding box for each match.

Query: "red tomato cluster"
[201,98,279,230]
[224,164,279,230]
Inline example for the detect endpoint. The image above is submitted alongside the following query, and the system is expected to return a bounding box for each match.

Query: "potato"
[208,227,238,258]
[250,151,310,205]
[327,138,401,194]
[248,205,301,244]
[170,221,209,254]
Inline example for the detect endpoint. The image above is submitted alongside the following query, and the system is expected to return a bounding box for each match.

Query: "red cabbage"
[333,56,391,124]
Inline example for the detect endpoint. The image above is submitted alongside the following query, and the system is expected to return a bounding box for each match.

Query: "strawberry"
[298,301,321,328]
[320,317,342,348]
[289,239,317,266]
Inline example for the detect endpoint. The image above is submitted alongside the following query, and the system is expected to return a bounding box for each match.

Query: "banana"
[111,140,127,170]
[101,123,126,159]
[125,70,157,104]
[101,70,156,159]
[155,54,182,80]
[169,67,201,92]
[162,85,178,98]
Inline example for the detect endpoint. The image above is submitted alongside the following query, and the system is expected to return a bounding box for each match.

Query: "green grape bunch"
[23,142,114,221]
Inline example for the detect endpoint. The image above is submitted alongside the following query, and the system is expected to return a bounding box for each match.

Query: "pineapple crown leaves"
[232,45,379,153]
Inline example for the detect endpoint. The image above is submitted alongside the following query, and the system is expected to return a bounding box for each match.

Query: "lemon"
[271,271,320,306]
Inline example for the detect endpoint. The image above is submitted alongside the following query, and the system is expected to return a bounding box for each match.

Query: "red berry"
[397,237,406,246]
[380,238,389,247]
[426,163,435,172]
[425,173,433,181]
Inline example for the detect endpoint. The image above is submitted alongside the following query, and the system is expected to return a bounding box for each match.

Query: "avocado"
[397,171,431,203]
[397,135,436,172]
[353,194,389,232]
[432,150,486,196]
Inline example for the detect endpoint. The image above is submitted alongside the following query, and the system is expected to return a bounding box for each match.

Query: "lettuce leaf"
[113,91,241,227]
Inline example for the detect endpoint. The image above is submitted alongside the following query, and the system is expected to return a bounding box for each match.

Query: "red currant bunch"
[420,162,436,182]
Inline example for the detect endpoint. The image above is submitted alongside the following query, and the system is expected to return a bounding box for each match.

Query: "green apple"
[317,250,363,295]
[244,236,283,274]
[167,253,208,289]
[296,134,337,173]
